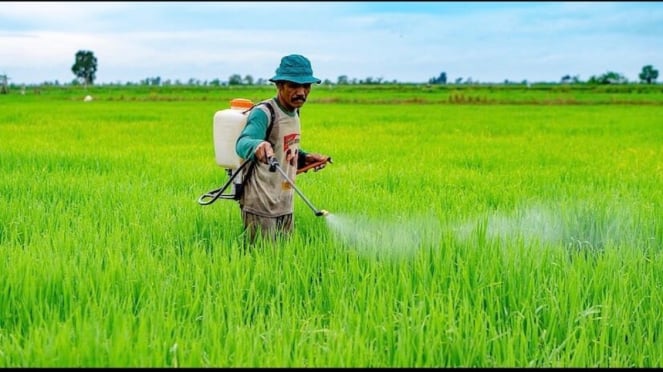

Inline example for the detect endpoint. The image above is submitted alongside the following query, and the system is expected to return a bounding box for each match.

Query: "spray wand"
[268,156,329,217]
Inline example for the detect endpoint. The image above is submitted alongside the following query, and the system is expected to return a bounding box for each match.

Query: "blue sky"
[1,1,662,85]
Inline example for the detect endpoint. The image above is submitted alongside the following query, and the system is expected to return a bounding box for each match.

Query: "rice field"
[1,85,663,367]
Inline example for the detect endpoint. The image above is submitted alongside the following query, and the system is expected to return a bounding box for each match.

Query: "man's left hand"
[298,153,332,174]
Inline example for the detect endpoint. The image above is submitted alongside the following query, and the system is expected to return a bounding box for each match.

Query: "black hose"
[197,159,252,205]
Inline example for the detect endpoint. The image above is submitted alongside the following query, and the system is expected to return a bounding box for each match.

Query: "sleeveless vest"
[240,98,301,217]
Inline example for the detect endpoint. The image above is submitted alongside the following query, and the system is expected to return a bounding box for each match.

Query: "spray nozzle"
[316,209,329,217]
[267,156,279,172]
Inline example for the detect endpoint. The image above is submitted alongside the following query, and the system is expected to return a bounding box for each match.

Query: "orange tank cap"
[230,98,254,109]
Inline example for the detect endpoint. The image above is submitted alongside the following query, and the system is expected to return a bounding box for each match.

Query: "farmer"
[235,54,329,244]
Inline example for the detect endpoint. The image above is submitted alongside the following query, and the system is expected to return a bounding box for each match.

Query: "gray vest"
[241,99,301,217]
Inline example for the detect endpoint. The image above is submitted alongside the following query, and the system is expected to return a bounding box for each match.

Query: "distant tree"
[639,65,659,84]
[560,75,581,84]
[454,77,463,84]
[71,50,98,86]
[141,77,161,86]
[0,74,8,94]
[337,75,349,85]
[429,72,447,84]
[360,76,383,84]
[603,71,627,84]
[228,74,243,85]
[243,75,254,85]
[588,71,627,84]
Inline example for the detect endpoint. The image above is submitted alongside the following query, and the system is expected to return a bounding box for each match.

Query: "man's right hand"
[254,141,274,164]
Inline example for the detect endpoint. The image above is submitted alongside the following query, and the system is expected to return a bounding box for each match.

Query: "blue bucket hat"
[269,54,321,84]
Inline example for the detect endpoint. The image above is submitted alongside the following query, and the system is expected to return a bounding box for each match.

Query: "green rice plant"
[1,86,662,367]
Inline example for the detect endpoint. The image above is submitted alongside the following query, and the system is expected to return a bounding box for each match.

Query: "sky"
[1,1,662,85]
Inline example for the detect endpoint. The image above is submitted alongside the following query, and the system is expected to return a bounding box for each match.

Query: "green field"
[1,84,663,367]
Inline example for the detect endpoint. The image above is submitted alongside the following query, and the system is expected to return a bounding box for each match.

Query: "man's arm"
[236,108,270,160]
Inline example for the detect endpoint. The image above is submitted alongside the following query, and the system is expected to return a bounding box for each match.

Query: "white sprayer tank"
[213,98,254,169]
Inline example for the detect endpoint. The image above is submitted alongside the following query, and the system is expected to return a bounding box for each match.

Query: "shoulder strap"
[261,101,276,142]
[239,101,277,194]
[242,100,276,142]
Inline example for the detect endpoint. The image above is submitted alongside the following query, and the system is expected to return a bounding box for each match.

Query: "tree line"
[1,50,660,93]
[427,67,659,86]
[65,51,663,86]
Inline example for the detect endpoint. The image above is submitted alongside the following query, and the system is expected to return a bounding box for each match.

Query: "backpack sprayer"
[197,98,331,217]
[197,98,256,206]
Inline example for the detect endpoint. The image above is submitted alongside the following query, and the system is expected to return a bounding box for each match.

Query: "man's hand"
[306,153,328,170]
[298,153,332,174]
[254,141,274,164]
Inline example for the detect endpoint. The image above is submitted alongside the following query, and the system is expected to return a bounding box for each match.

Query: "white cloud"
[1,1,662,84]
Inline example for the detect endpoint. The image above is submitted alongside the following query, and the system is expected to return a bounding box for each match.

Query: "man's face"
[277,81,312,111]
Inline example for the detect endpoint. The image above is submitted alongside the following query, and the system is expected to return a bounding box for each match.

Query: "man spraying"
[235,54,329,244]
